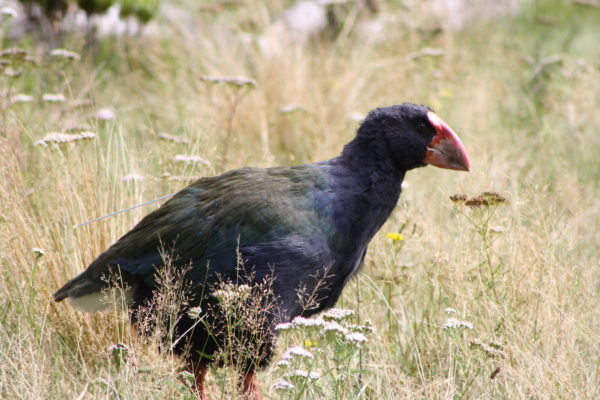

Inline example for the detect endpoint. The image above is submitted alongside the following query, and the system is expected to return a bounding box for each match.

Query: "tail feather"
[53,272,104,302]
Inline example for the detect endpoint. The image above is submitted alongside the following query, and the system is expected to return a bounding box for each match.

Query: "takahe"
[54,103,470,399]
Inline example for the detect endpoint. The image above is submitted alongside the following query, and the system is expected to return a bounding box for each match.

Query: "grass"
[1,0,599,398]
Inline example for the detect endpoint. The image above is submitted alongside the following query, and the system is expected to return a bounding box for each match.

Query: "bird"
[53,103,470,399]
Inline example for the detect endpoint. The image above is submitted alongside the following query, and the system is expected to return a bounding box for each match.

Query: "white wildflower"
[95,108,116,120]
[35,131,95,146]
[32,247,45,256]
[490,226,505,233]
[200,75,258,89]
[351,320,375,334]
[291,316,325,329]
[187,306,202,320]
[158,133,191,144]
[173,155,210,166]
[283,346,314,359]
[49,49,81,61]
[322,308,354,321]
[276,359,290,368]
[285,369,320,381]
[445,307,458,314]
[42,93,66,103]
[322,321,349,336]
[11,94,33,103]
[272,379,295,391]
[347,112,365,122]
[121,174,144,182]
[274,322,293,332]
[279,104,306,114]
[0,48,26,59]
[442,317,474,330]
[344,332,368,344]
[212,283,251,306]
[0,7,17,18]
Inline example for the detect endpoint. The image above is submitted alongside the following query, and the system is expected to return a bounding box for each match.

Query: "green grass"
[1,0,599,398]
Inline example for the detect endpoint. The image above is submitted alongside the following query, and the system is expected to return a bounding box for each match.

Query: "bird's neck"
[332,140,406,248]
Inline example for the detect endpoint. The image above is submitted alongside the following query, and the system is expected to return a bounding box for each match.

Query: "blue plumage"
[54,103,470,396]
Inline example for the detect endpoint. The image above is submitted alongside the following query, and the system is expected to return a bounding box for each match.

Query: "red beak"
[423,111,470,171]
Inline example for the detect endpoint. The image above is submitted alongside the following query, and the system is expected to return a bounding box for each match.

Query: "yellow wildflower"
[440,88,453,98]
[304,339,317,348]
[386,233,404,242]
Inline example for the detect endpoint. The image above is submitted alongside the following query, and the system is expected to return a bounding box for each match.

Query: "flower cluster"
[450,192,507,208]
[442,317,474,330]
[35,131,96,146]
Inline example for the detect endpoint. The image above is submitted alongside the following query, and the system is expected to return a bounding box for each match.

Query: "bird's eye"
[418,122,427,132]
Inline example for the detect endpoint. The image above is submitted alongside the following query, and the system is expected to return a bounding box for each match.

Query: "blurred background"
[0,0,598,399]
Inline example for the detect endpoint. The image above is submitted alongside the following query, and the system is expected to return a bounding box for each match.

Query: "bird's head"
[351,103,470,172]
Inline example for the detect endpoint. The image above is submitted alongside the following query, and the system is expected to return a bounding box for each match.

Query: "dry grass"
[1,0,598,398]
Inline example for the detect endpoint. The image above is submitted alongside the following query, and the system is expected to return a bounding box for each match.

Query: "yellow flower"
[440,88,453,98]
[386,233,404,242]
[304,339,317,348]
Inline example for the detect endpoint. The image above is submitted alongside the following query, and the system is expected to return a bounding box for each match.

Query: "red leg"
[240,372,261,400]
[194,365,208,400]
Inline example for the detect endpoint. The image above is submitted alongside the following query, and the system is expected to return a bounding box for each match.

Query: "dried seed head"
[470,338,506,358]
[450,194,467,202]
[482,191,507,205]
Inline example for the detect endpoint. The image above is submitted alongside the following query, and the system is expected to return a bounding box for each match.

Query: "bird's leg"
[194,365,208,400]
[239,372,261,400]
